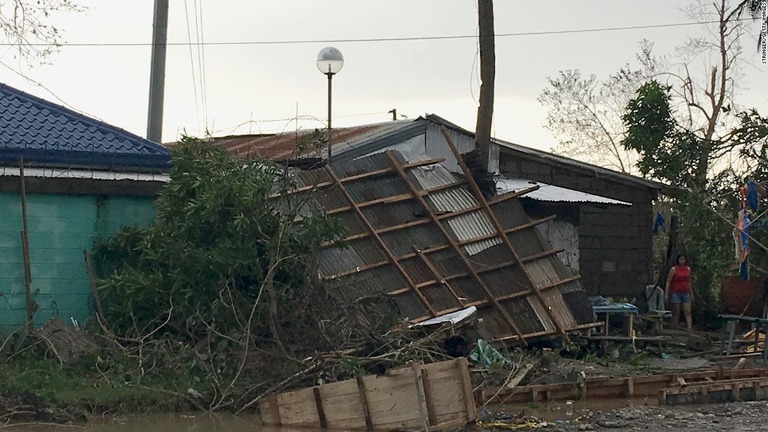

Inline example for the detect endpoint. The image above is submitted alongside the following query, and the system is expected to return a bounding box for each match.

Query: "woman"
[665,254,694,329]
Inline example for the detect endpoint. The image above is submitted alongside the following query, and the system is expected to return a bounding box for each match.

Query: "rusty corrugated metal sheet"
[288,150,594,344]
[200,120,424,163]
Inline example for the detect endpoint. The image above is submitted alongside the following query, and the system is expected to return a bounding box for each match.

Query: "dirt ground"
[479,401,768,431]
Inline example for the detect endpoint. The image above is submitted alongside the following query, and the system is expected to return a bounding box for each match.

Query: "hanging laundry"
[652,213,666,234]
[737,209,751,281]
[746,179,760,211]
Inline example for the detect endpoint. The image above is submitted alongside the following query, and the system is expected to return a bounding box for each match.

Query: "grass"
[0,355,193,415]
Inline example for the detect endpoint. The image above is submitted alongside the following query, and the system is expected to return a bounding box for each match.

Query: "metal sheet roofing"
[0,83,169,172]
[204,120,424,163]
[204,113,670,195]
[287,150,595,345]
[496,178,632,206]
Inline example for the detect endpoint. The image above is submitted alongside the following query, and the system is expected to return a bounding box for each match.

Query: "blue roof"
[0,83,170,172]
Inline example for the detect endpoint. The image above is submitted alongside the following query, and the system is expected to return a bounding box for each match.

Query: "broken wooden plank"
[659,377,768,405]
[505,363,534,390]
[481,368,768,404]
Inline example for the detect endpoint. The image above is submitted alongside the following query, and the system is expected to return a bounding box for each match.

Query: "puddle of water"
[0,414,318,432]
[484,397,658,422]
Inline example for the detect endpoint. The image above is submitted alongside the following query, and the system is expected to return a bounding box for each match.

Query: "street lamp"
[316,47,344,165]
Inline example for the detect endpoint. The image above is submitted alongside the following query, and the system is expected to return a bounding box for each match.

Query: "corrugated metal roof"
[201,120,424,163]
[285,150,594,345]
[409,164,500,255]
[496,178,631,206]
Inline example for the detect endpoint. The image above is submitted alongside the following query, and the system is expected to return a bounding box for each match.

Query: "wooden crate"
[259,358,476,431]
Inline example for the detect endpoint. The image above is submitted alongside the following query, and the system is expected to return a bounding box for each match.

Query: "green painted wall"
[0,193,155,332]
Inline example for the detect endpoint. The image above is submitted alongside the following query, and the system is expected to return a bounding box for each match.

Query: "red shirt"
[669,265,691,294]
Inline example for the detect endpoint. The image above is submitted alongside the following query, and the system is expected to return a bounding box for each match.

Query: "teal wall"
[0,194,155,332]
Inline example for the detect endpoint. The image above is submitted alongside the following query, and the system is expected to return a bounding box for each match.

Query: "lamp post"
[316,47,344,165]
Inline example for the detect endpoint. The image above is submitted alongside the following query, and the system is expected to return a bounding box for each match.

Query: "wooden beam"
[323,215,558,279]
[412,363,432,431]
[355,375,373,432]
[286,157,448,195]
[490,322,602,344]
[384,151,527,344]
[440,128,569,343]
[522,247,566,263]
[324,176,467,215]
[414,247,466,307]
[488,185,540,205]
[312,387,327,429]
[325,165,438,316]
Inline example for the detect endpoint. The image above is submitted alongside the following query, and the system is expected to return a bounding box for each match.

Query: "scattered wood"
[709,352,765,361]
[259,358,476,431]
[659,377,768,405]
[32,318,99,364]
[481,368,768,404]
[680,348,719,359]
[735,357,748,370]
[505,363,533,390]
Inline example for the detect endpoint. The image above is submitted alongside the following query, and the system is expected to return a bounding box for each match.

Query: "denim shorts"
[669,292,691,304]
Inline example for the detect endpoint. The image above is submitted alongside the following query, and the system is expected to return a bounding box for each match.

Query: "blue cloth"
[592,303,638,314]
[652,213,666,234]
[741,257,750,281]
[669,292,691,304]
[747,180,759,211]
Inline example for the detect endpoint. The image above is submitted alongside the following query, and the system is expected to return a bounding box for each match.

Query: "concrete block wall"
[0,193,155,332]
[500,152,656,298]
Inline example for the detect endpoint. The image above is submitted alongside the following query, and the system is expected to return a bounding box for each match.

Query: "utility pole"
[475,0,495,171]
[146,0,169,143]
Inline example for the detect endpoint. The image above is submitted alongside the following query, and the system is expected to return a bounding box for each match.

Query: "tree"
[623,0,758,192]
[0,0,82,65]
[538,42,658,173]
[622,0,766,320]
[475,0,495,170]
[734,0,767,51]
[94,137,345,349]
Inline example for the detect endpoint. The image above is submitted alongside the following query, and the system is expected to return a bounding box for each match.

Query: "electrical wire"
[183,0,201,132]
[2,19,748,48]
[195,0,209,131]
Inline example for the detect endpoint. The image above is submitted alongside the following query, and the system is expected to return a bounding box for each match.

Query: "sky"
[0,0,766,150]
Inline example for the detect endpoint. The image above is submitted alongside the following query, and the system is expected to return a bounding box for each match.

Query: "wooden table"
[592,303,639,351]
[719,314,768,359]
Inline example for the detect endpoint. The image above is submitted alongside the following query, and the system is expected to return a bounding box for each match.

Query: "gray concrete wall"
[500,151,656,298]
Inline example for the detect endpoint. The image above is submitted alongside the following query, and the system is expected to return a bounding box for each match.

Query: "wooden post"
[83,250,108,328]
[18,157,34,333]
[412,363,431,432]
[356,375,374,432]
[312,387,328,429]
[267,393,281,426]
[456,358,476,422]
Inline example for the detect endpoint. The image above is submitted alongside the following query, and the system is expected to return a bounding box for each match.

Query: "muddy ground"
[480,401,768,431]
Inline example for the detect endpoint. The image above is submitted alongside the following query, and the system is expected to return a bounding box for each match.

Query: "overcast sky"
[1,0,766,149]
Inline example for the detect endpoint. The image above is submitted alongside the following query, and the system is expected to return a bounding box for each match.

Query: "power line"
[183,0,201,131]
[2,19,749,48]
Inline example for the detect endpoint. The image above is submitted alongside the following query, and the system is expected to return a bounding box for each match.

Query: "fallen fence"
[260,358,476,431]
